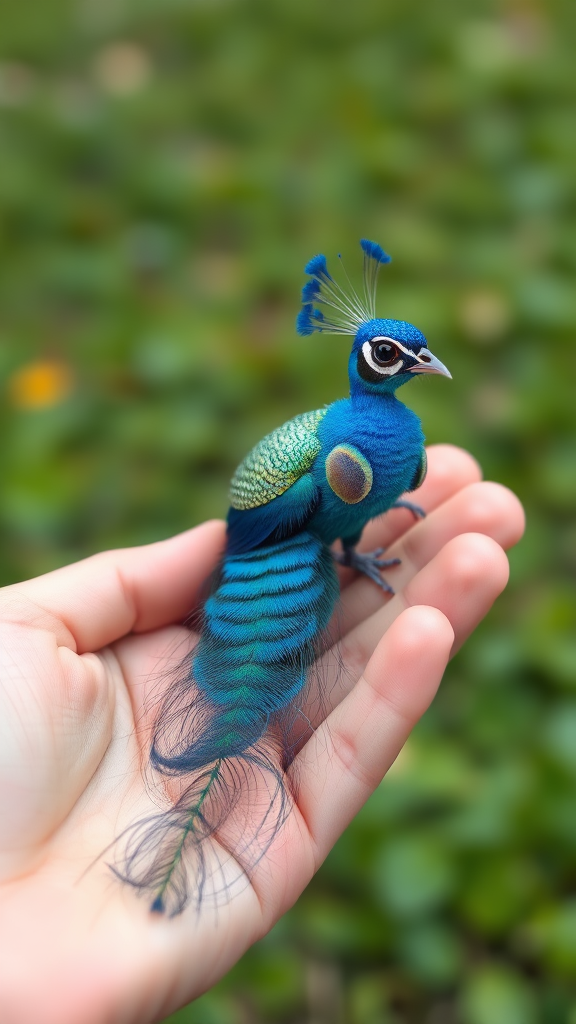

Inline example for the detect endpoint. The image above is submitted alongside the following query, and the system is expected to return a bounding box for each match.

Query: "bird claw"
[333,547,400,594]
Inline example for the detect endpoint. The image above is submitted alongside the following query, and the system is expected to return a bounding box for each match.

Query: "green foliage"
[1,0,575,1019]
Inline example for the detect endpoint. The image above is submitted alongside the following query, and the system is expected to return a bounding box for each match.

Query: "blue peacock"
[116,239,451,915]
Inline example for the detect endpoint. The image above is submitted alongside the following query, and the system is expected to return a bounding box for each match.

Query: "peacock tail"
[114,531,339,915]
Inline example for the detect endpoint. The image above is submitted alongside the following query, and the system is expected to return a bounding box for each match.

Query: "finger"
[306,531,509,728]
[0,521,226,654]
[343,529,508,672]
[294,606,454,862]
[338,481,524,634]
[336,444,482,589]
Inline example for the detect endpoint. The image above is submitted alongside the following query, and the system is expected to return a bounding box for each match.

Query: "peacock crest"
[296,238,391,336]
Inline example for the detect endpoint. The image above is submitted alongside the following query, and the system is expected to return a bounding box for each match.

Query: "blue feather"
[296,304,316,335]
[297,303,326,334]
[301,279,321,302]
[296,306,325,335]
[360,238,392,264]
[226,475,320,553]
[304,253,331,279]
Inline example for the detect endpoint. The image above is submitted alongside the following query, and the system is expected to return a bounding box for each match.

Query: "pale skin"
[0,445,525,1024]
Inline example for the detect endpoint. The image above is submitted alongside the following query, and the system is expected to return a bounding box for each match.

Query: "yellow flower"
[8,361,74,410]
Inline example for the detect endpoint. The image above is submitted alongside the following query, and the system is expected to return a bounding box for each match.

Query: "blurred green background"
[1,0,576,1020]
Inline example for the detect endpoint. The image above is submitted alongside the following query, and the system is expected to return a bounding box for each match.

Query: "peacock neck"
[349,387,405,418]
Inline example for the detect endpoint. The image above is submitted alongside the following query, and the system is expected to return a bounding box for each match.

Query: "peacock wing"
[229,407,328,511]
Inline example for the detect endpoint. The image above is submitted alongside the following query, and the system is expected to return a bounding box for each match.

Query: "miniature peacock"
[116,240,451,915]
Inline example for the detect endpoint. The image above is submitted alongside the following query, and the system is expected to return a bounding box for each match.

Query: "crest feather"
[304,254,331,279]
[359,239,391,264]
[296,239,392,336]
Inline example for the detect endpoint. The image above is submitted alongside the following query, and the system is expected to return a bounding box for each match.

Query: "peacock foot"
[333,546,400,594]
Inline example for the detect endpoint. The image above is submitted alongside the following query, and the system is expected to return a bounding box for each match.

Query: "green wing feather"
[229,408,327,510]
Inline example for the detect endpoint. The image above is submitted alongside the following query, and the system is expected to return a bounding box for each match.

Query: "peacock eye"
[372,340,399,366]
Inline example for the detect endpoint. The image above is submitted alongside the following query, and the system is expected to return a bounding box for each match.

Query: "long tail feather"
[149,759,222,913]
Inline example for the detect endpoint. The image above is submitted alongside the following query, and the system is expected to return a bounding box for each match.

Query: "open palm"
[0,446,524,1024]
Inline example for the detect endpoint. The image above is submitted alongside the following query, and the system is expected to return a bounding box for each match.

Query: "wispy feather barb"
[112,751,292,916]
[296,239,392,336]
[360,238,391,319]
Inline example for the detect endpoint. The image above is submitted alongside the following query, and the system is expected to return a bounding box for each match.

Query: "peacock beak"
[410,348,452,378]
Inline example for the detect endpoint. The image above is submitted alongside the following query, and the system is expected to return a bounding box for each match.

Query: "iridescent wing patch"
[229,408,327,510]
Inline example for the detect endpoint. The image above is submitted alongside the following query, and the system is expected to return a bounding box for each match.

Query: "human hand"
[0,445,524,1024]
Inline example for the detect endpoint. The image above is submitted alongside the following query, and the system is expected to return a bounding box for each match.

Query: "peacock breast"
[309,396,424,543]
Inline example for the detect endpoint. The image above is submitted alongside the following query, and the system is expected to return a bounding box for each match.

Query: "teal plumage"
[152,533,338,773]
[115,240,451,915]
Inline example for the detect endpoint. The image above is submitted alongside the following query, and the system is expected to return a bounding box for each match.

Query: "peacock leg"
[333,545,400,593]
[391,499,426,519]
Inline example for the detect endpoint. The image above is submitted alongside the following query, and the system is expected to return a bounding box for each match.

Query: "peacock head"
[296,239,451,395]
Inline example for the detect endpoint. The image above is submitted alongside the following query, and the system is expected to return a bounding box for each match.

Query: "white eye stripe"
[361,341,403,376]
[372,336,415,358]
